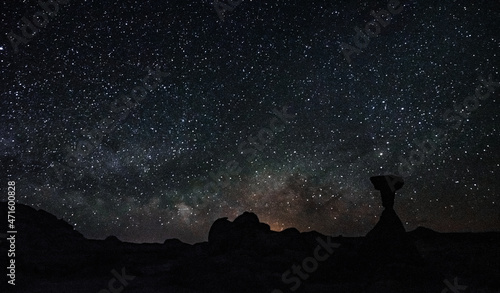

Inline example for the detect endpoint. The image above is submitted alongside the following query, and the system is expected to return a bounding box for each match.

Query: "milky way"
[1,0,499,244]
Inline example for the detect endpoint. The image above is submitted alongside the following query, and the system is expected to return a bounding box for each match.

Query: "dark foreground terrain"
[1,202,499,293]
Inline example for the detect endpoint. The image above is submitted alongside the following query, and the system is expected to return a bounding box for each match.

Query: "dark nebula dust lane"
[1,0,499,244]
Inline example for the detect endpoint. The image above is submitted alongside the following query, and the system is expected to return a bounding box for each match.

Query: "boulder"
[208,212,277,255]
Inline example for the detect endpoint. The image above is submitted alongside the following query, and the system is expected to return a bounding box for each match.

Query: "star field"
[1,0,499,243]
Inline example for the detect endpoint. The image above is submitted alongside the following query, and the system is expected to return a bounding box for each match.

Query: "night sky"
[1,0,499,244]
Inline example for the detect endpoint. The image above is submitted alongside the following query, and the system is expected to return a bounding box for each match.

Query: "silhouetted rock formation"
[362,207,422,265]
[208,211,279,255]
[356,175,429,291]
[370,174,404,208]
[4,202,86,252]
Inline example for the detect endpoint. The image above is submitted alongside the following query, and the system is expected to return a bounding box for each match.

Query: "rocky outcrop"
[359,175,421,264]
[362,207,423,265]
[355,175,430,291]
[0,202,86,252]
[208,211,277,255]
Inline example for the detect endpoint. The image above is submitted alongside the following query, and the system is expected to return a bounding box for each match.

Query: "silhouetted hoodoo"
[360,175,422,265]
